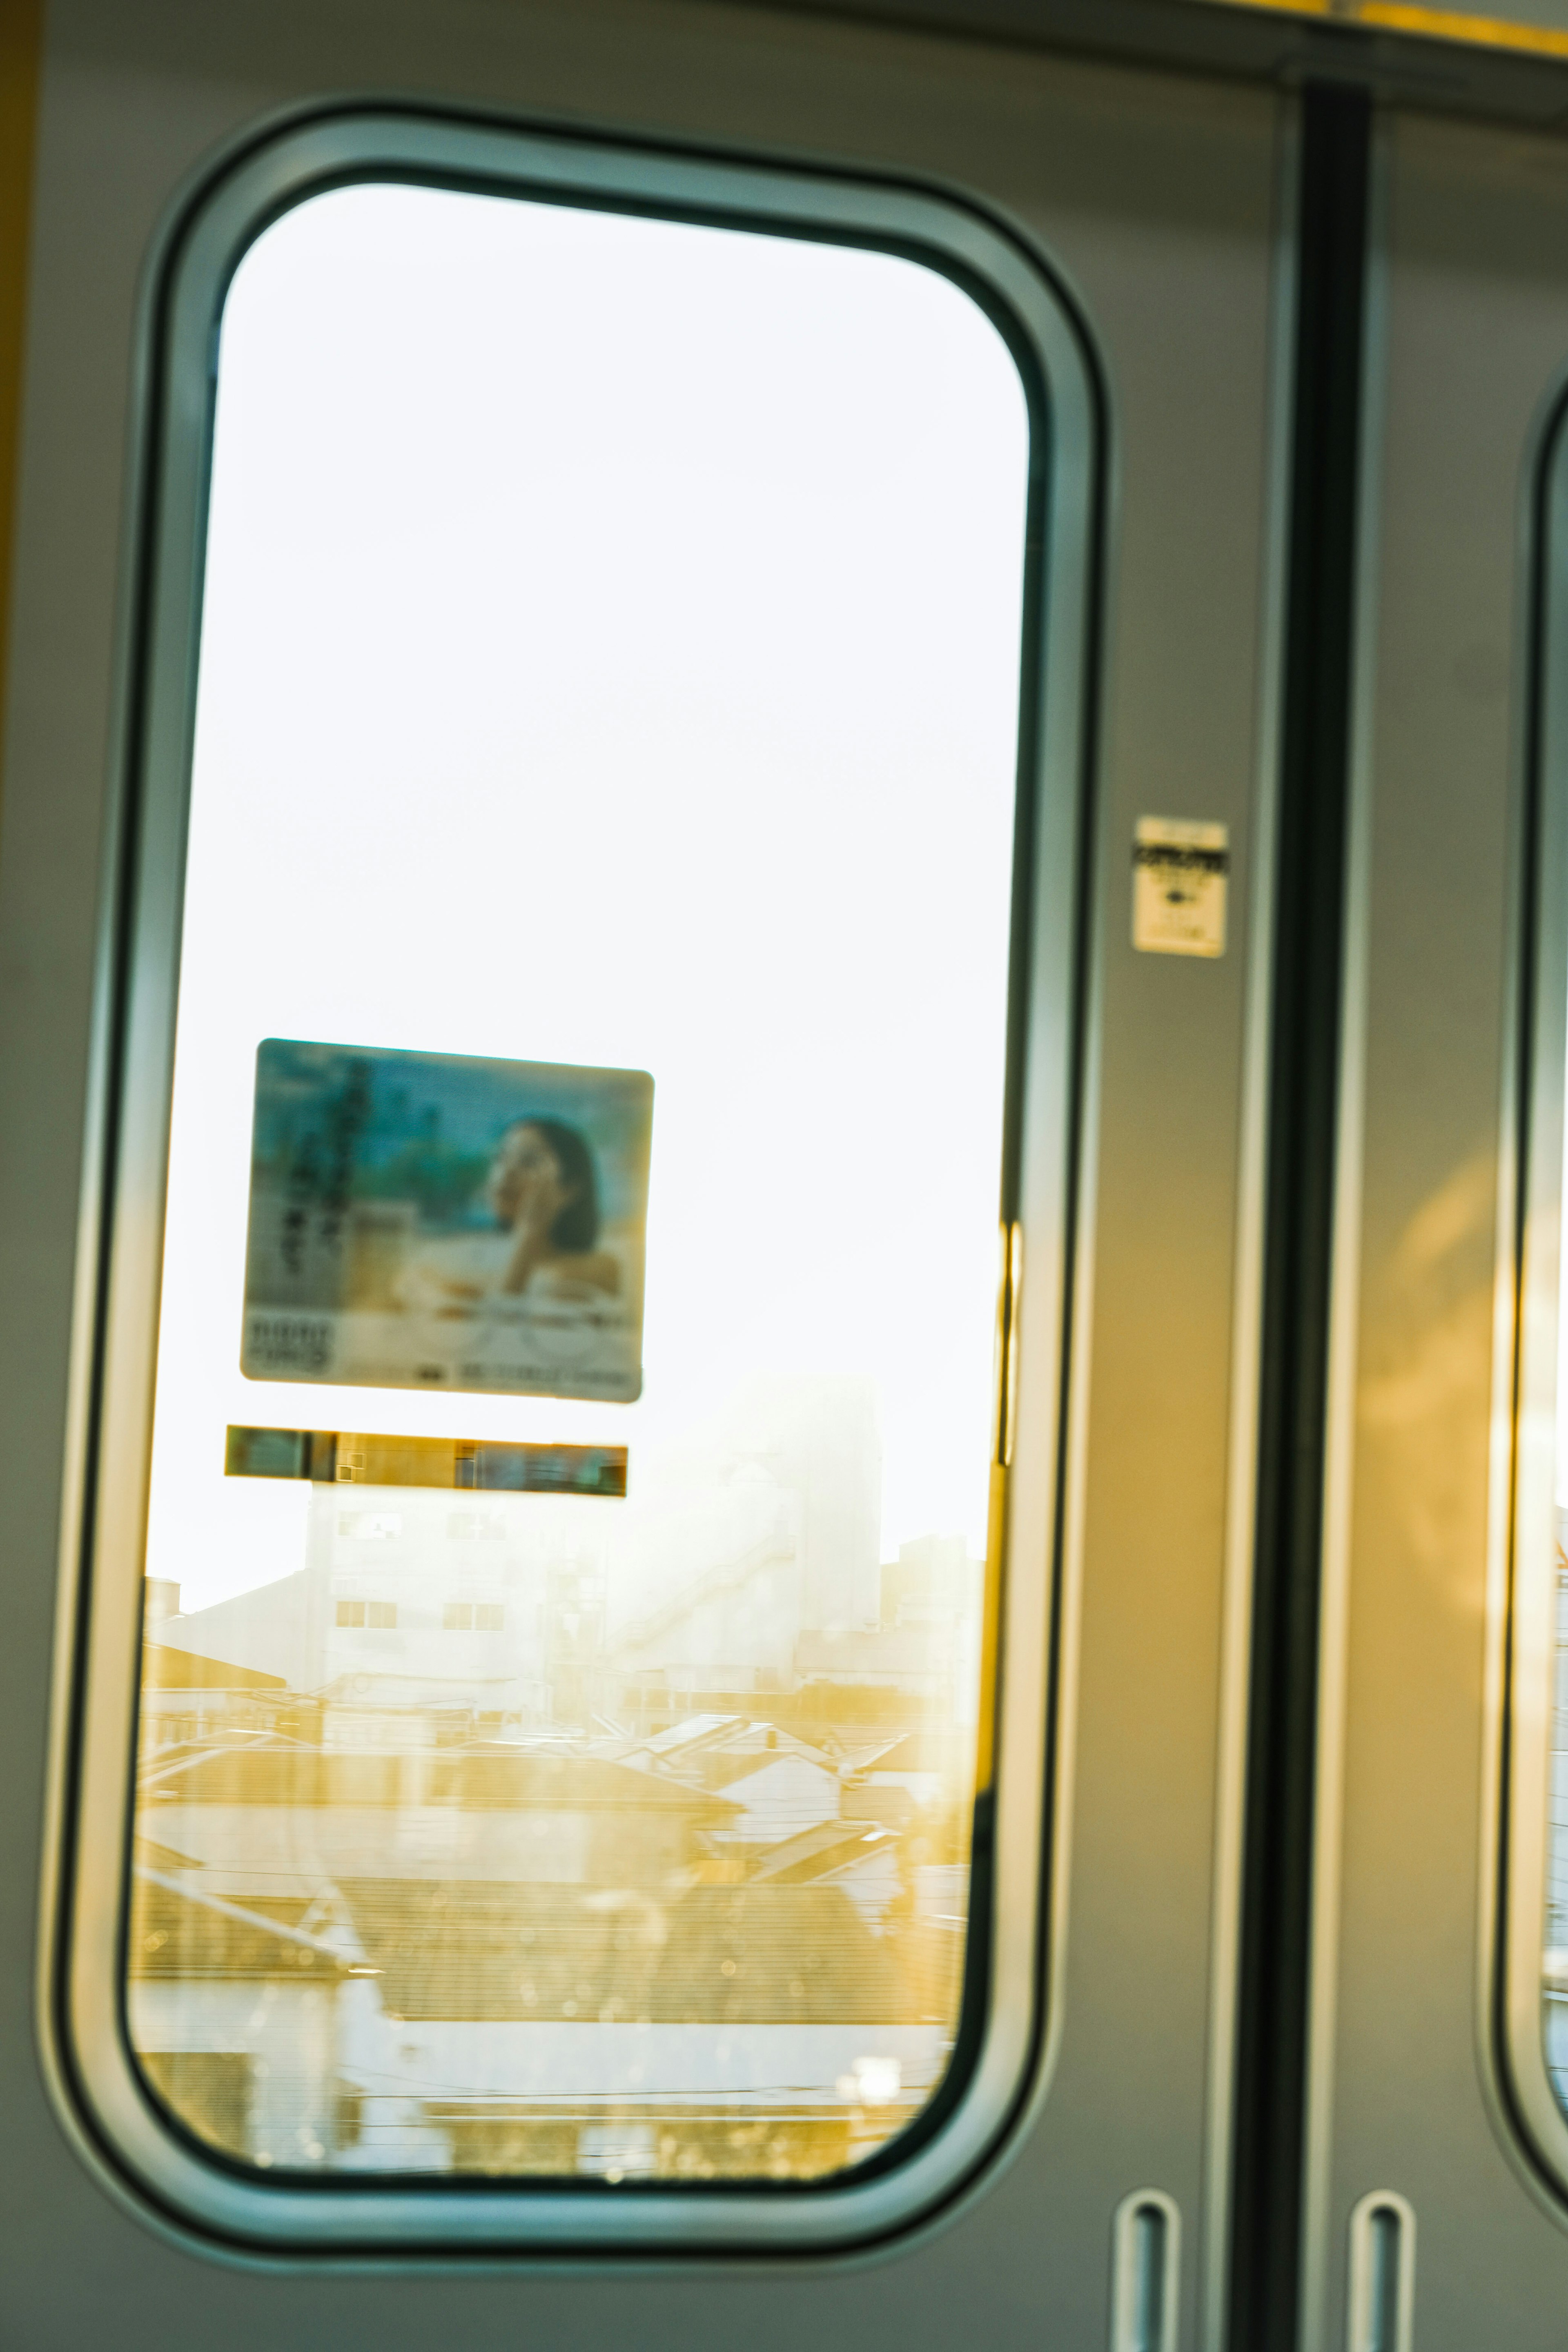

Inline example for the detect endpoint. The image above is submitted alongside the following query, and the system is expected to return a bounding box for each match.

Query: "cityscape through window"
[129,180,1034,2184]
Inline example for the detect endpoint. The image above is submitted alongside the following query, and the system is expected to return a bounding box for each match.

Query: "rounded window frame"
[43,102,1102,2258]
[1497,381,1568,2209]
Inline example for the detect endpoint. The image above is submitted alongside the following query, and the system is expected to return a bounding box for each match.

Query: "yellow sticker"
[224,1425,627,1497]
[1132,817,1229,958]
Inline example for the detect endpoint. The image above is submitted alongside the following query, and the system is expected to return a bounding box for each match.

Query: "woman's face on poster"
[487,1122,570,1231]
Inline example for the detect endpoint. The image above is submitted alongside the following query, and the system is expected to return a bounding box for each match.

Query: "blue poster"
[241,1040,653,1403]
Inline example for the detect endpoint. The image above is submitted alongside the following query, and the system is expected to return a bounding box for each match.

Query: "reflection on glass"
[1548,1516,1568,2105]
[1550,1036,1568,2099]
[129,180,1032,2183]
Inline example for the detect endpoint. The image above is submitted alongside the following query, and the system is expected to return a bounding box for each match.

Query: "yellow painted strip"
[0,0,39,856]
[974,1458,1008,1797]
[975,1221,1022,1796]
[1359,1,1568,53]
[1210,0,1568,61]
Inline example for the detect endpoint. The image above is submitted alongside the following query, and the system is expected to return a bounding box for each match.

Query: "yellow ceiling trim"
[1213,0,1568,61]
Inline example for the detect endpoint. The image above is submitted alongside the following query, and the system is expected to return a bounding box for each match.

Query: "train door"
[1293,96,1568,2352]
[0,1,1293,2346]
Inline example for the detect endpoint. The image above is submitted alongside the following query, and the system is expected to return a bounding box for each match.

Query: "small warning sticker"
[1132,817,1229,958]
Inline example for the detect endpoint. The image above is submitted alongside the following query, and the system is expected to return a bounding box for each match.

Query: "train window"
[60,114,1096,2250]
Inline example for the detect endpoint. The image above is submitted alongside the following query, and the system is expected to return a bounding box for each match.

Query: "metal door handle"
[1111,2189,1180,2352]
[1348,2191,1415,2352]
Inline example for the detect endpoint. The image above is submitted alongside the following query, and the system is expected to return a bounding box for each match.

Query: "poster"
[240,1040,653,1402]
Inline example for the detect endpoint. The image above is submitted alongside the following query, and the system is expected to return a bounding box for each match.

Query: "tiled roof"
[336,1879,921,2023]
[129,1878,345,1980]
[750,1822,898,1882]
[143,1643,286,1691]
[684,1745,837,1794]
[155,1744,736,1815]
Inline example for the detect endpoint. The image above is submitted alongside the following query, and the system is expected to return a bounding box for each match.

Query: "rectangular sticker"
[1132,817,1229,958]
[241,1040,653,1401]
[225,1426,628,1498]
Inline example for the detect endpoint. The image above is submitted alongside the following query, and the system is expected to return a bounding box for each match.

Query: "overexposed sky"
[145,182,1032,1614]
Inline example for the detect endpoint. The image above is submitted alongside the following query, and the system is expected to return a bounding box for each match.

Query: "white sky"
[143,182,1032,1615]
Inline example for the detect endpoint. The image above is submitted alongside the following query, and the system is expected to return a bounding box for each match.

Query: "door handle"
[1111,2189,1180,2352]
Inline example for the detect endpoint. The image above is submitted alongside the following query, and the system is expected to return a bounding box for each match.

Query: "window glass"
[129,181,1032,2185]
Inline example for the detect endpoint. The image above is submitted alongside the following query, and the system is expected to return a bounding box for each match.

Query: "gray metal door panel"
[0,1,1285,2341]
[1306,109,1568,2352]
